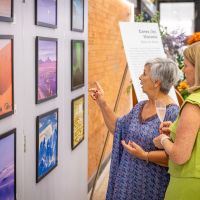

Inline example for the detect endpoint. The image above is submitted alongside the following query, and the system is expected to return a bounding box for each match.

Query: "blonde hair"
[183,41,200,93]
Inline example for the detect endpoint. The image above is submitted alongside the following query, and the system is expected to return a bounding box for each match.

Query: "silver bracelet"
[161,135,170,146]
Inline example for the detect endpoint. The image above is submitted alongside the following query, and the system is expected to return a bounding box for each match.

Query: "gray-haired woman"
[89,57,180,200]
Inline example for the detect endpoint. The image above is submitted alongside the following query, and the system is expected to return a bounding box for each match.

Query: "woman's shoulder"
[118,101,146,122]
[166,103,179,112]
[165,103,179,121]
[186,90,200,105]
[134,100,147,108]
[178,90,200,113]
[166,103,179,108]
[128,100,146,115]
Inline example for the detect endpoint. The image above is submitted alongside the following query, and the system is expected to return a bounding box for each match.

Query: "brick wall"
[88,0,133,179]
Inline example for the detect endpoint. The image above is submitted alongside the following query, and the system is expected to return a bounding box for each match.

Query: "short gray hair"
[145,57,179,94]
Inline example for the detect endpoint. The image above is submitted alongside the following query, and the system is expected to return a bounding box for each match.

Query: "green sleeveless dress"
[165,89,200,200]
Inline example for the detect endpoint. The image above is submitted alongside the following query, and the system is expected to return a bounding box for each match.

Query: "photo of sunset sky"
[0,38,13,118]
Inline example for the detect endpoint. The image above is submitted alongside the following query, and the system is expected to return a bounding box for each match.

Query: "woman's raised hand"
[159,121,172,135]
[89,81,104,104]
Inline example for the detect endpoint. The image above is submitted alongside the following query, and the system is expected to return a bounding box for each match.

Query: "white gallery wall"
[0,0,88,200]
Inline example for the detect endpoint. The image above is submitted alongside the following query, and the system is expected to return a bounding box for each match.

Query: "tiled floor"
[88,161,110,200]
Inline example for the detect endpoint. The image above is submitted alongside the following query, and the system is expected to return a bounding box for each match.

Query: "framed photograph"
[35,37,57,104]
[71,95,84,150]
[36,109,58,183]
[35,0,57,28]
[0,129,16,200]
[0,35,14,120]
[0,0,13,22]
[71,40,84,91]
[71,0,84,32]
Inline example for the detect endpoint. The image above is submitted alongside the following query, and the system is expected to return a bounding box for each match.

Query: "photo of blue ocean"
[38,111,58,179]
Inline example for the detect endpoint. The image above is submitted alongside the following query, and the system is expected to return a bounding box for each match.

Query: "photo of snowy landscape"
[36,109,58,182]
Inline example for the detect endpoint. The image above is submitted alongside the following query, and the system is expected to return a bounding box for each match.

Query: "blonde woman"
[154,41,200,200]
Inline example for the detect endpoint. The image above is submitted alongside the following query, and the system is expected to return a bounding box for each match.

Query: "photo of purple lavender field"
[37,38,57,103]
[36,0,57,27]
[0,130,16,200]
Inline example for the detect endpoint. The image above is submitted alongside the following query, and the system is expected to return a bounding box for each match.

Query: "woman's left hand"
[121,140,147,160]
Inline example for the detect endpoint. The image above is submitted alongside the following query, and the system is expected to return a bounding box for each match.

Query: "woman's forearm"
[162,139,183,165]
[98,99,118,134]
[160,103,200,165]
[148,150,168,167]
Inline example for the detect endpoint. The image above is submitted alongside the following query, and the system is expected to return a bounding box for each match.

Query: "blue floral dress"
[106,101,179,200]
